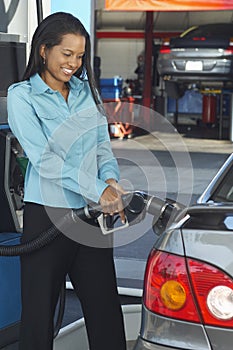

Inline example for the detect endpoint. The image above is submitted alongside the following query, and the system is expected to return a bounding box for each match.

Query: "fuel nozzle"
[71,191,183,235]
[98,191,148,235]
[71,191,148,234]
[149,197,185,235]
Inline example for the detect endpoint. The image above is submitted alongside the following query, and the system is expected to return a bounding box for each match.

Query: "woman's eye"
[64,53,71,57]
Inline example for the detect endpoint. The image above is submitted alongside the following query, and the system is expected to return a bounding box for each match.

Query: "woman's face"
[40,33,86,88]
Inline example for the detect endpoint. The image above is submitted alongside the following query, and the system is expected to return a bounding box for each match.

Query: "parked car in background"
[134,153,233,350]
[157,23,233,98]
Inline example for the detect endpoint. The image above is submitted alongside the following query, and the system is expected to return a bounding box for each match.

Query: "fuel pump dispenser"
[0,29,26,347]
[0,120,23,349]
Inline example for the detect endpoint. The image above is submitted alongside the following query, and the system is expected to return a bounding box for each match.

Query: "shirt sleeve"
[96,112,120,182]
[7,85,110,204]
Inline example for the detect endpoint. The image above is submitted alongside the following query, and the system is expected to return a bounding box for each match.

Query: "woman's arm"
[96,113,120,182]
[95,115,126,220]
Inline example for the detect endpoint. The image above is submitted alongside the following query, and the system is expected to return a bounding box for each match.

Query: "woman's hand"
[99,179,126,223]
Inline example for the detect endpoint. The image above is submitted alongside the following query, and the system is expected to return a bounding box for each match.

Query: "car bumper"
[157,58,233,83]
[133,337,182,350]
[137,305,211,350]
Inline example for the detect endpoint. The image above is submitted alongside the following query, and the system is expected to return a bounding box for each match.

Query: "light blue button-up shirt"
[7,73,119,209]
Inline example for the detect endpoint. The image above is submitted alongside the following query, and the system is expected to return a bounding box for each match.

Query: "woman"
[7,12,126,350]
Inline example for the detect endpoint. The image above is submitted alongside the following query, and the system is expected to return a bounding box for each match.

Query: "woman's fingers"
[118,209,126,224]
[100,185,126,223]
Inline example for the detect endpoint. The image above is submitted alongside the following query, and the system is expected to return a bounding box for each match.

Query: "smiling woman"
[7,11,127,350]
[39,33,86,100]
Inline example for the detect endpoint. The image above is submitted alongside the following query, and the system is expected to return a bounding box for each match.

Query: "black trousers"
[19,202,126,350]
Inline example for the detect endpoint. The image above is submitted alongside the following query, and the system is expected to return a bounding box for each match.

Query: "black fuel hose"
[0,207,98,256]
[0,191,175,256]
[0,224,61,256]
[0,192,142,256]
[0,213,76,256]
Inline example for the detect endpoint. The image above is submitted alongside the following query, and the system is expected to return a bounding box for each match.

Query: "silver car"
[157,23,233,97]
[134,153,233,350]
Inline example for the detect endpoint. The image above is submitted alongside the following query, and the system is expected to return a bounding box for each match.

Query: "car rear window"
[184,24,233,38]
[210,166,233,203]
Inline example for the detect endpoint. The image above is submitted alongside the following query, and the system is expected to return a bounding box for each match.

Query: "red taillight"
[188,259,233,327]
[159,46,171,54]
[143,249,233,327]
[159,39,171,54]
[192,37,206,41]
[143,250,200,322]
[224,47,233,55]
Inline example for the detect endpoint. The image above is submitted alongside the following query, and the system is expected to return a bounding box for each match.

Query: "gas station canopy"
[105,0,233,11]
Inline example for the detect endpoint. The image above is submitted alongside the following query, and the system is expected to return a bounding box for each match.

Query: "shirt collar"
[30,73,84,95]
[69,75,85,92]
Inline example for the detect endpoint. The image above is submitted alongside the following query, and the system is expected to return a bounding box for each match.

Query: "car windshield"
[210,166,233,202]
[184,24,233,38]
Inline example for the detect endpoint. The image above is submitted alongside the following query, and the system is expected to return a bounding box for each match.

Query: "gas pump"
[0,115,23,349]
[0,27,27,348]
[0,1,37,346]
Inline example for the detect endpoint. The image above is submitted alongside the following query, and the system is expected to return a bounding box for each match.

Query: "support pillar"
[230,93,233,142]
[142,11,153,131]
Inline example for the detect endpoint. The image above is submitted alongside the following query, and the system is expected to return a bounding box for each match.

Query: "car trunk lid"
[170,36,230,49]
[181,205,233,277]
